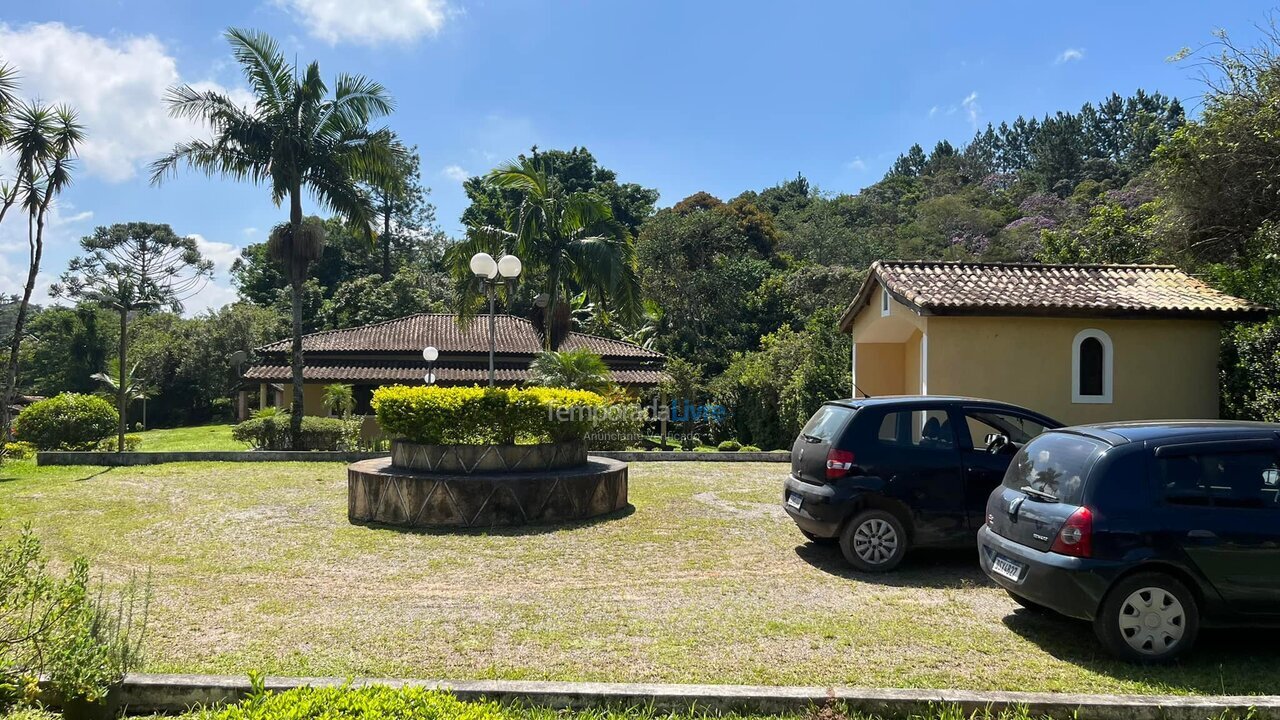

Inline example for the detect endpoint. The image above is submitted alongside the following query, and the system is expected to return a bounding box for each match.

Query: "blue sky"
[1,1,1275,312]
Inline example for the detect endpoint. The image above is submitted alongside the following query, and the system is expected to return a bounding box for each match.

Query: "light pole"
[422,345,438,385]
[470,252,522,387]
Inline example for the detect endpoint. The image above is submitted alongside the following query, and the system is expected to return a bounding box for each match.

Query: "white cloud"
[184,233,242,315]
[1055,48,1085,64]
[962,91,981,129]
[0,22,251,183]
[0,201,93,305]
[846,157,866,172]
[275,0,450,45]
[441,164,469,183]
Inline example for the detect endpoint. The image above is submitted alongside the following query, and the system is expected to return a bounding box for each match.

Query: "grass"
[133,423,245,451]
[1,458,1278,697]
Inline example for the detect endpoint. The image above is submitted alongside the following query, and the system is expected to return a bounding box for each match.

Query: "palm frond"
[224,27,293,112]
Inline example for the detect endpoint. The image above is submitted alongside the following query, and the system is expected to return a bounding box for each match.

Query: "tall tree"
[51,222,212,451]
[151,28,400,445]
[0,74,84,437]
[449,155,642,348]
[369,142,441,280]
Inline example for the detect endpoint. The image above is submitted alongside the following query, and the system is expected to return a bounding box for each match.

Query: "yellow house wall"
[924,316,1221,426]
[903,330,923,396]
[855,343,906,396]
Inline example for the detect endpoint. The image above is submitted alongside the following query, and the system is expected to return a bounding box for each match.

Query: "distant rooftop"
[841,261,1270,329]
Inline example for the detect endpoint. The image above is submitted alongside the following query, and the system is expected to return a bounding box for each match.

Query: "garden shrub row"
[372,386,606,445]
[231,415,346,451]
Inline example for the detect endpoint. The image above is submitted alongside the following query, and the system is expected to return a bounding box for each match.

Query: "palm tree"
[322,383,355,417]
[151,28,400,446]
[0,98,84,437]
[447,155,641,349]
[527,349,613,393]
[91,363,150,427]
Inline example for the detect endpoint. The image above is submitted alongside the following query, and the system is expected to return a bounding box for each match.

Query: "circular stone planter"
[390,439,586,475]
[348,456,628,528]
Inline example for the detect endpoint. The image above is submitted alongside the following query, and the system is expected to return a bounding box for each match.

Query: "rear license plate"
[992,554,1023,582]
[786,493,802,510]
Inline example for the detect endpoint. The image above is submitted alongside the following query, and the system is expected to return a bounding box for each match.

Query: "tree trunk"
[381,202,392,280]
[1,214,43,440]
[117,307,128,453]
[289,188,305,449]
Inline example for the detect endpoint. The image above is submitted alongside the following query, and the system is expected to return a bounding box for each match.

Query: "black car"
[783,395,1062,572]
[978,421,1280,663]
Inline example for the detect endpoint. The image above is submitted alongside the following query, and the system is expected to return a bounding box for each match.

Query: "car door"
[1154,441,1280,617]
[958,407,1054,532]
[860,405,966,546]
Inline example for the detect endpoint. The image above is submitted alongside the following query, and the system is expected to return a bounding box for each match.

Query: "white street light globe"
[423,372,437,385]
[469,252,498,279]
[497,254,522,279]
[422,346,439,362]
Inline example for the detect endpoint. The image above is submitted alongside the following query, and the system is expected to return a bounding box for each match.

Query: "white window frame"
[880,285,891,316]
[1072,328,1113,404]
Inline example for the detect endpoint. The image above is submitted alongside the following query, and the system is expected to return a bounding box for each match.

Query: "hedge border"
[111,673,1280,719]
[35,450,789,466]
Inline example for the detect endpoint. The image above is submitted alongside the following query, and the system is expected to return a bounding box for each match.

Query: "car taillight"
[826,449,855,479]
[1050,506,1093,558]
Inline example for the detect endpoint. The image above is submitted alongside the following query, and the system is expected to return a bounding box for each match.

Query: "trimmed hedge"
[231,415,345,451]
[372,385,605,445]
[717,440,742,452]
[13,393,118,450]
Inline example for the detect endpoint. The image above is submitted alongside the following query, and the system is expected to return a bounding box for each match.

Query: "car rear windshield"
[800,404,855,443]
[1001,432,1105,506]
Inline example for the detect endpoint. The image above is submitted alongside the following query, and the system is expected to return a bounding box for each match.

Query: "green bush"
[13,394,118,451]
[372,386,605,445]
[2,442,36,461]
[586,403,646,450]
[231,415,345,450]
[0,528,149,713]
[741,444,762,452]
[92,435,142,452]
[717,440,742,452]
[196,684,510,720]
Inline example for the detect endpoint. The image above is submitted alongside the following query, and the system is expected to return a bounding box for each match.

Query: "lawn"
[134,423,245,451]
[0,459,1276,697]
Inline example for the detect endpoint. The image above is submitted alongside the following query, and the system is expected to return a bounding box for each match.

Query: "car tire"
[1006,589,1052,614]
[839,509,908,572]
[1093,572,1200,663]
[800,529,838,546]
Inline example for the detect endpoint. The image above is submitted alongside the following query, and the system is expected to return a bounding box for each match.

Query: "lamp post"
[470,252,522,387]
[422,345,438,385]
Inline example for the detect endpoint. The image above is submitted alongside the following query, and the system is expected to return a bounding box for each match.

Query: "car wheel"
[1094,572,1200,663]
[800,529,838,546]
[1006,589,1052,614]
[839,509,908,572]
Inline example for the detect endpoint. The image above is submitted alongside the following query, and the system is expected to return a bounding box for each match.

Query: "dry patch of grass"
[1,459,1277,695]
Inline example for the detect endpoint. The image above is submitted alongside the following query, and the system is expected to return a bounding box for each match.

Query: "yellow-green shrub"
[195,685,511,720]
[372,385,605,445]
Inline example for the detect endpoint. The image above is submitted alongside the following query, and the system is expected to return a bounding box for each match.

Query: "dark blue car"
[978,421,1280,663]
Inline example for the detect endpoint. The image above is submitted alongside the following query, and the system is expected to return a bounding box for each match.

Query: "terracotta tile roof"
[242,364,666,386]
[841,261,1270,328]
[256,313,663,359]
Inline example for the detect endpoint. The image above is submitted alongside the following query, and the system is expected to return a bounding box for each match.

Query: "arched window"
[1072,329,1113,404]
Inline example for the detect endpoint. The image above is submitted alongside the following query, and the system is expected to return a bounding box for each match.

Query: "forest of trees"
[4,20,1280,447]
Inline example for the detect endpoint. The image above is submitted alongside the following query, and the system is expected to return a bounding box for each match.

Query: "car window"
[1002,433,1104,506]
[800,404,854,443]
[962,410,1051,448]
[877,409,955,450]
[1156,451,1280,510]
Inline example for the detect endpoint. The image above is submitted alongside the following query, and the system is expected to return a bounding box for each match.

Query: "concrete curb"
[115,674,1280,719]
[36,450,789,466]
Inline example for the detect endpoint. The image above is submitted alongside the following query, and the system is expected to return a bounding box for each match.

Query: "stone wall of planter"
[390,440,587,474]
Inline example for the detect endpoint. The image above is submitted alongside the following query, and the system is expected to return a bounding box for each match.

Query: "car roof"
[1052,420,1280,447]
[826,395,1059,419]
